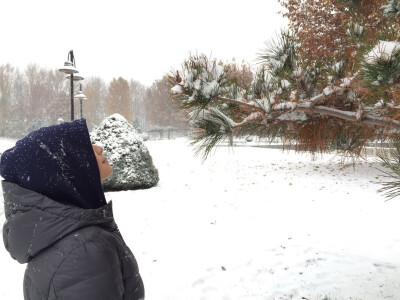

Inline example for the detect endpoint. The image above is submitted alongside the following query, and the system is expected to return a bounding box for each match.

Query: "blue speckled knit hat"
[0,118,107,209]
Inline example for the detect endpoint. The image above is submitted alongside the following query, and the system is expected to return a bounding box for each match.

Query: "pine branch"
[233,111,265,128]
[377,142,400,200]
[212,85,400,132]
[215,96,264,111]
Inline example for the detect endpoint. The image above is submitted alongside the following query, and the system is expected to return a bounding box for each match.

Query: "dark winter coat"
[2,180,144,300]
[0,119,144,300]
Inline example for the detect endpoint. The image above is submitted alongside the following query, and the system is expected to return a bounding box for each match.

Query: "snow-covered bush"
[90,114,159,191]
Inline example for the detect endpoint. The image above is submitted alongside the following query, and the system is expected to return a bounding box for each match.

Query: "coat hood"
[0,118,106,209]
[2,180,116,264]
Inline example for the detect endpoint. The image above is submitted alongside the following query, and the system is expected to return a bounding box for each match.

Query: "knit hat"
[0,118,107,209]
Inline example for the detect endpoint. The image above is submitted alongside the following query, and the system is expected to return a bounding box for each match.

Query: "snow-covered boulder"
[90,114,159,191]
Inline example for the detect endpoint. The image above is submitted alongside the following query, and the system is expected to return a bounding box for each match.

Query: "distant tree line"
[0,63,188,138]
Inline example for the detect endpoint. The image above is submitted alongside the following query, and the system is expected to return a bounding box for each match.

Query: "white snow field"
[1,138,400,300]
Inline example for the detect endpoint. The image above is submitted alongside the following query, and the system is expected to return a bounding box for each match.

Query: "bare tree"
[106,77,133,123]
[83,77,108,131]
[0,64,15,136]
[130,80,147,131]
[146,77,187,138]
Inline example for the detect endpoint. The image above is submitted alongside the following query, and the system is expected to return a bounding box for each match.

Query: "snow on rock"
[365,40,400,64]
[90,114,159,191]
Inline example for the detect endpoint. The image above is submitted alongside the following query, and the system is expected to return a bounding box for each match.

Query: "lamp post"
[59,50,80,121]
[66,73,85,118]
[74,84,87,119]
[66,73,84,81]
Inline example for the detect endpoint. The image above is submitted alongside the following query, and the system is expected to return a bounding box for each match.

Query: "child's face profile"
[92,144,113,181]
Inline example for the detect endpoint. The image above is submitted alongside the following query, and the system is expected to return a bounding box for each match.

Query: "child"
[0,118,144,300]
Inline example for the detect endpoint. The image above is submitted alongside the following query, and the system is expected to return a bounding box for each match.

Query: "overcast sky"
[0,0,287,86]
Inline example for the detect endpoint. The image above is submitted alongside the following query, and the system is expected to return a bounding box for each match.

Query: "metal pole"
[79,83,83,119]
[70,74,74,121]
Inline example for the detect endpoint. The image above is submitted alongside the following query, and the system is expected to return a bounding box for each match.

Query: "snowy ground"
[1,138,400,300]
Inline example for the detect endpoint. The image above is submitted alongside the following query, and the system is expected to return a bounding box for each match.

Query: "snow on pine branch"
[179,55,225,103]
[173,53,400,136]
[381,0,400,18]
[363,41,400,86]
[277,111,308,122]
[347,22,364,39]
[189,108,238,133]
[215,86,400,130]
[171,84,183,94]
[274,102,297,111]
[234,111,265,127]
[365,41,400,64]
